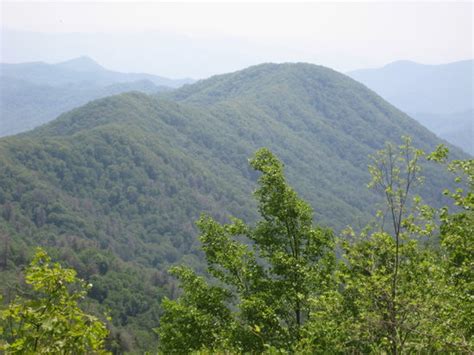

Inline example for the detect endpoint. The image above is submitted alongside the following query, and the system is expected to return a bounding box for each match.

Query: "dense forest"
[0,63,470,352]
[1,143,472,353]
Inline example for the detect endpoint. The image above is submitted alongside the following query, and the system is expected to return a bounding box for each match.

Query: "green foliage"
[158,148,336,352]
[158,266,233,353]
[432,150,473,350]
[160,144,473,353]
[0,63,469,352]
[0,248,108,353]
[303,142,473,353]
[248,148,335,343]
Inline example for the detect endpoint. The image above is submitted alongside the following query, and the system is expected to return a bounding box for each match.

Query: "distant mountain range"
[0,56,194,136]
[3,57,472,155]
[1,56,193,87]
[348,60,473,154]
[0,63,466,350]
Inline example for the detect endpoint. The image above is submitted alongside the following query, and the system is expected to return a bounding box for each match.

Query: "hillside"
[0,76,170,137]
[0,63,466,351]
[415,109,473,154]
[0,57,192,137]
[348,60,473,154]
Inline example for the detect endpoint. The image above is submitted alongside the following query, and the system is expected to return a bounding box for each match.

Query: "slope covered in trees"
[0,76,170,137]
[0,63,468,351]
[0,56,191,137]
[415,109,473,154]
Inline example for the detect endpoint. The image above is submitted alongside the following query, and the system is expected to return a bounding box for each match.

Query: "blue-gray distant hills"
[348,60,473,154]
[0,56,194,136]
[1,56,193,87]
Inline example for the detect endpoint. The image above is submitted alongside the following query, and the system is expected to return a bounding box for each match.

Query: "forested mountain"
[0,63,467,351]
[348,60,473,154]
[0,76,170,137]
[415,109,473,154]
[0,57,192,137]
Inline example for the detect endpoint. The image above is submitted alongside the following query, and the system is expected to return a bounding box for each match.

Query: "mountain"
[55,56,106,72]
[0,63,466,351]
[0,56,194,87]
[348,60,473,154]
[0,56,194,137]
[0,76,171,137]
[415,109,473,154]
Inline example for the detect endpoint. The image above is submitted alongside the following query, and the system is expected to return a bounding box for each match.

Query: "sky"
[1,1,473,79]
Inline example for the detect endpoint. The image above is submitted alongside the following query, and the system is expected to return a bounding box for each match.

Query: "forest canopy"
[0,141,472,353]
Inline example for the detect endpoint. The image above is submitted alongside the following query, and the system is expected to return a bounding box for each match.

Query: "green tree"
[425,147,473,351]
[0,248,109,354]
[333,138,446,353]
[314,140,473,354]
[158,148,335,352]
[157,266,233,354]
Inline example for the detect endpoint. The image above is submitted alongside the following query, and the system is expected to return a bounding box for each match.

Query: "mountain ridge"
[23,62,466,225]
[0,56,194,87]
[0,56,189,137]
[55,56,106,72]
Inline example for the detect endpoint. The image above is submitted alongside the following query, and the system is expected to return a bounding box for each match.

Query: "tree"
[425,147,473,351]
[331,138,442,353]
[158,148,335,352]
[0,248,109,354]
[158,143,473,353]
[325,140,473,354]
[157,266,233,353]
[365,136,424,354]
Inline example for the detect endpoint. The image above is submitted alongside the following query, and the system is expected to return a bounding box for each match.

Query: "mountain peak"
[170,62,350,105]
[55,56,104,72]
[383,60,419,68]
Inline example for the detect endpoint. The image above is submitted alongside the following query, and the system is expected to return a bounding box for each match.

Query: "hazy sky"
[1,1,473,78]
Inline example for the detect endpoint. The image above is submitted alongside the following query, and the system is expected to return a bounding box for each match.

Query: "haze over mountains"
[1,56,193,87]
[0,62,466,350]
[0,56,193,136]
[348,60,474,154]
